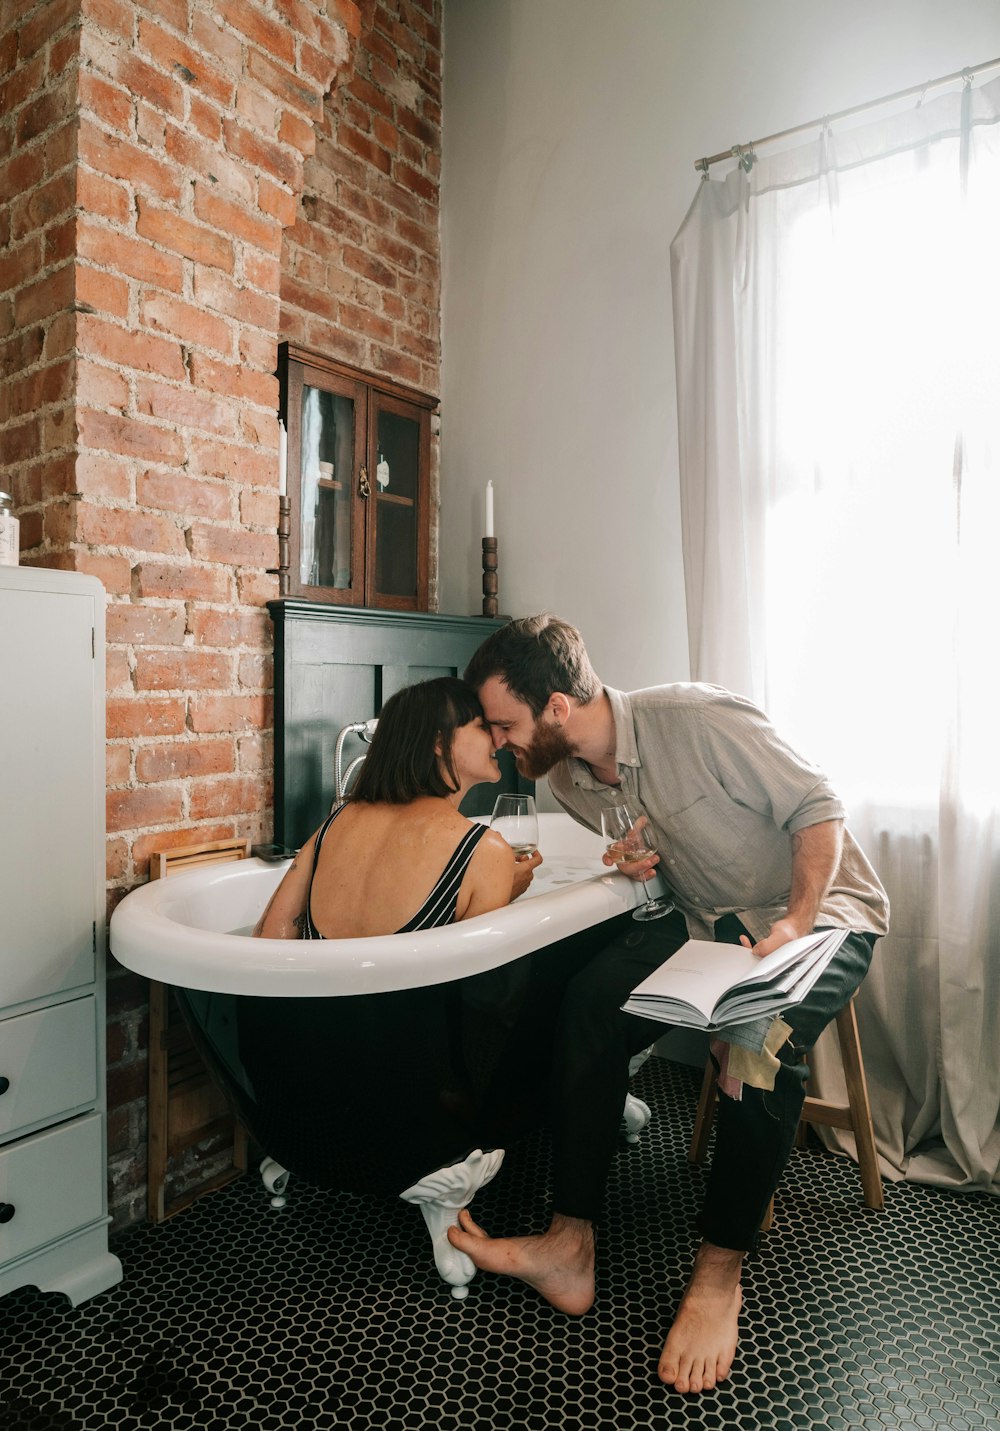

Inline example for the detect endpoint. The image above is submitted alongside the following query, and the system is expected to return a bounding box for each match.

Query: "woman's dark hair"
[349,676,486,804]
[463,613,601,717]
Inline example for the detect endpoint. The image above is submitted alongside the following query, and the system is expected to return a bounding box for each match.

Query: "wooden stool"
[688,996,884,1232]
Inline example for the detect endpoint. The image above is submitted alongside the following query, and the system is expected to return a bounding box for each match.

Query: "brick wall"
[1,0,445,1229]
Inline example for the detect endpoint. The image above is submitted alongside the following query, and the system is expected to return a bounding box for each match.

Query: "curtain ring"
[961,66,974,88]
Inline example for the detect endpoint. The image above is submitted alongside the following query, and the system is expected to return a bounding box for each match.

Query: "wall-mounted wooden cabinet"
[278,344,434,610]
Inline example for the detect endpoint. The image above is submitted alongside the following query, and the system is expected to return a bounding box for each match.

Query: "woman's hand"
[510,849,543,900]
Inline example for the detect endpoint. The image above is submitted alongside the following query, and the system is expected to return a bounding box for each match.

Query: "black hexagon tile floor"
[2,1058,998,1429]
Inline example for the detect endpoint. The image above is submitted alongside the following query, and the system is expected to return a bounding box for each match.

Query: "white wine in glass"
[490,793,539,857]
[600,804,674,922]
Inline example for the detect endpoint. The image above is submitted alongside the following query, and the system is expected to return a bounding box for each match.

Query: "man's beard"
[514,717,574,779]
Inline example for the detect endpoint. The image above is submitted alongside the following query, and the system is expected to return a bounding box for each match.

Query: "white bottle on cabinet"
[0,566,122,1304]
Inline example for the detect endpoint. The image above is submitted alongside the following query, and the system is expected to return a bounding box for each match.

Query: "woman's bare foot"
[446,1209,596,1315]
[658,1242,744,1392]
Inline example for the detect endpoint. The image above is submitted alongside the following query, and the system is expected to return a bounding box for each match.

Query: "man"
[450,613,888,1394]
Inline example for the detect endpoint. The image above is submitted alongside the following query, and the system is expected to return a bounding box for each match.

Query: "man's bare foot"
[446,1209,596,1315]
[658,1242,744,1393]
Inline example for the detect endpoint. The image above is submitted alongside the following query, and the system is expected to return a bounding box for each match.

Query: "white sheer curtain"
[670,74,1000,1192]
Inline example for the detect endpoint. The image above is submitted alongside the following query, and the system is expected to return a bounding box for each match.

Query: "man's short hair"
[464,613,601,717]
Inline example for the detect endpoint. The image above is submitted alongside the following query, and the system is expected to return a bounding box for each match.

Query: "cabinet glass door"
[370,393,428,607]
[299,384,357,592]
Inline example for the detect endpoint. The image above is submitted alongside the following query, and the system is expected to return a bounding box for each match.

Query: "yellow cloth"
[723,1016,793,1092]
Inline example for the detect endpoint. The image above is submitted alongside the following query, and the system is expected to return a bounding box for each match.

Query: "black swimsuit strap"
[303,804,346,941]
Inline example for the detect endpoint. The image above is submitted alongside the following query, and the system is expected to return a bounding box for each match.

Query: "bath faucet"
[333,718,379,803]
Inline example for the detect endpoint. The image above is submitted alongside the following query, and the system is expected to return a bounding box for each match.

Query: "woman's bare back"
[307,799,511,937]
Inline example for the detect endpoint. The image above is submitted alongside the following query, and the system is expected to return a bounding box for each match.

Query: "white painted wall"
[440,0,1000,689]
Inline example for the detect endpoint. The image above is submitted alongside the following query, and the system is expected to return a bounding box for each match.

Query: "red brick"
[76,504,187,556]
[74,550,132,594]
[134,560,233,603]
[234,81,280,137]
[78,121,182,205]
[188,606,268,648]
[106,601,186,647]
[243,249,280,294]
[135,378,239,439]
[77,311,186,380]
[370,344,421,386]
[185,353,277,408]
[135,199,235,272]
[0,236,42,297]
[339,121,391,176]
[237,652,271,688]
[106,647,131,691]
[216,0,295,63]
[163,124,255,207]
[188,694,271,733]
[105,836,129,882]
[107,695,186,739]
[134,649,233,692]
[192,183,283,257]
[239,487,279,528]
[188,93,222,144]
[115,51,185,120]
[188,436,271,484]
[108,784,184,833]
[138,18,237,109]
[43,215,77,266]
[20,0,80,59]
[0,320,43,378]
[236,569,280,606]
[222,116,300,189]
[81,0,135,41]
[188,773,268,821]
[73,457,130,509]
[12,263,74,326]
[4,359,73,421]
[193,267,279,332]
[78,408,186,465]
[246,47,321,122]
[76,357,129,413]
[345,70,394,120]
[76,264,129,321]
[139,291,234,357]
[78,70,131,133]
[341,244,396,290]
[257,175,298,228]
[191,9,243,74]
[337,300,393,344]
[188,522,276,568]
[136,468,232,523]
[278,107,314,158]
[76,167,131,226]
[136,739,235,783]
[77,218,184,293]
[299,36,348,91]
[236,730,271,772]
[0,57,46,117]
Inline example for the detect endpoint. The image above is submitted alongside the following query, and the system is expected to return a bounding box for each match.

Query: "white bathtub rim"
[109,815,646,997]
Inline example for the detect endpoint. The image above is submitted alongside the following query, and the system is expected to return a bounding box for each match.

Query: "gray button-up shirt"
[547,684,889,943]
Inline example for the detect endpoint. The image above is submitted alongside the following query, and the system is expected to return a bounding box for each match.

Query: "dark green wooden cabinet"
[268,603,531,848]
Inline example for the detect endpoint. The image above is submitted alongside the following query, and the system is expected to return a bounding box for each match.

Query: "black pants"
[546,910,876,1250]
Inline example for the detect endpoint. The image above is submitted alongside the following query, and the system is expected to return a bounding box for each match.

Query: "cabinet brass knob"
[0,1203,14,1224]
[358,465,371,498]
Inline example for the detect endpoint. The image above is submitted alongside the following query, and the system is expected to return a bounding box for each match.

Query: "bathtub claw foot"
[622,1093,651,1144]
[400,1147,505,1297]
[260,1156,291,1208]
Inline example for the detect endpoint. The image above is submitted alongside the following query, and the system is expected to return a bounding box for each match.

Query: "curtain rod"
[693,55,1000,172]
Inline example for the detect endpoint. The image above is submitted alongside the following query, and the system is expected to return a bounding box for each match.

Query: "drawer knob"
[0,1203,14,1224]
[0,1077,9,1095]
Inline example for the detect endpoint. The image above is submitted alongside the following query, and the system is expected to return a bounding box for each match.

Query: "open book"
[621,928,850,1031]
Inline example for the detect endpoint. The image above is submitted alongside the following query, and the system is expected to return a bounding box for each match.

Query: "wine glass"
[490,793,539,857]
[600,804,674,922]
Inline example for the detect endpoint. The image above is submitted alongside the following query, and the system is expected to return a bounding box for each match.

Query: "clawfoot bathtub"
[110,814,657,1297]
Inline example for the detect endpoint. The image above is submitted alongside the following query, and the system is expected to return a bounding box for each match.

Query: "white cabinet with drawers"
[0,567,122,1304]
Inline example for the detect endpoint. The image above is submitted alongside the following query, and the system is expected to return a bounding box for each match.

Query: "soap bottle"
[0,492,18,567]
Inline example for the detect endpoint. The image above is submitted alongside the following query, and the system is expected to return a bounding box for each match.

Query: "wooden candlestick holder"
[481,536,498,617]
[277,495,290,597]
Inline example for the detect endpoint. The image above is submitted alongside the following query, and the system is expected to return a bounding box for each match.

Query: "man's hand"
[739,916,811,958]
[602,847,660,882]
[510,849,543,900]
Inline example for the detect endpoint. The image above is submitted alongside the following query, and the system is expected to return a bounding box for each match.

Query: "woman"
[239,677,542,1209]
[256,675,539,940]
